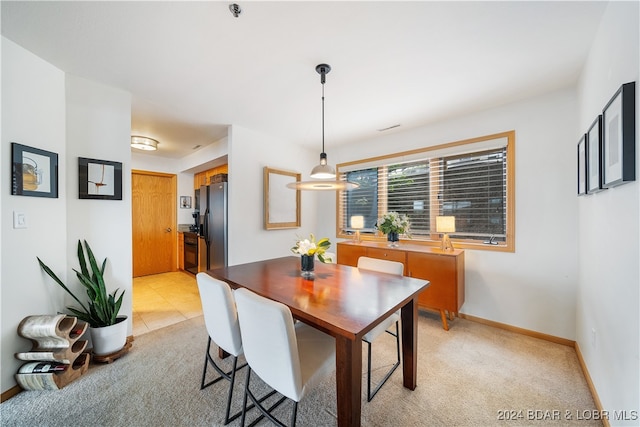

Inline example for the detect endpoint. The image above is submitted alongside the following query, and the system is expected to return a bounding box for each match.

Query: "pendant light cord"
[321,80,325,154]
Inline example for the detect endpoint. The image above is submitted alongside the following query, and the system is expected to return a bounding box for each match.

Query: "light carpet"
[0,311,600,426]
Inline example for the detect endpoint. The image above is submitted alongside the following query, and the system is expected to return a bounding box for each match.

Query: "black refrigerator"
[198,182,228,270]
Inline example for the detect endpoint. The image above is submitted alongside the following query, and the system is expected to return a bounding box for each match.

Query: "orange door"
[132,171,177,277]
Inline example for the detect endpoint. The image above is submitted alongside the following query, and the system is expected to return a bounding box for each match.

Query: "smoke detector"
[229,3,241,18]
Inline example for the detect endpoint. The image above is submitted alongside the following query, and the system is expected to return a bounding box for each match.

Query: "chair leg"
[201,337,249,424]
[223,356,239,424]
[200,337,214,389]
[290,401,298,427]
[241,366,295,427]
[366,321,401,402]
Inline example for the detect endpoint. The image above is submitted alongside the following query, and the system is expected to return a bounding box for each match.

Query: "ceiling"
[1,1,607,159]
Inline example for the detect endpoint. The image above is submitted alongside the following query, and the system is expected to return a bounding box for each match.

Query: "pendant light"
[310,64,335,179]
[287,64,359,191]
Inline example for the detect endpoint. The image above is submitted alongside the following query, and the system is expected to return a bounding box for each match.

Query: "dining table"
[208,255,429,427]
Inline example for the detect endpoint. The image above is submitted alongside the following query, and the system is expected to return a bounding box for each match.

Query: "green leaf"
[37,240,123,327]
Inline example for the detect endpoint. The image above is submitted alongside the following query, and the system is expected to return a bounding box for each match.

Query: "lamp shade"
[310,162,336,179]
[350,215,364,229]
[436,216,456,233]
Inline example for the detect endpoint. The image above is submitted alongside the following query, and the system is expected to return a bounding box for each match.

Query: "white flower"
[295,239,316,255]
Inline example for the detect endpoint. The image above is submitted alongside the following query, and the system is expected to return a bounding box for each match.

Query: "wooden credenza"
[337,241,465,330]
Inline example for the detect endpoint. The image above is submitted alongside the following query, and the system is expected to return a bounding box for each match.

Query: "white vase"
[90,316,128,356]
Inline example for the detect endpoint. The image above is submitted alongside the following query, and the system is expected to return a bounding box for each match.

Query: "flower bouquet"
[291,234,332,263]
[376,212,410,247]
[291,234,332,278]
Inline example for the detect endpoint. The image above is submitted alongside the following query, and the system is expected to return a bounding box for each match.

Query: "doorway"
[131,170,177,277]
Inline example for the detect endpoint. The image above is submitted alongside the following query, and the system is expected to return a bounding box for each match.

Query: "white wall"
[576,2,639,423]
[325,88,580,340]
[1,38,133,393]
[1,37,68,393]
[227,125,319,266]
[65,74,133,332]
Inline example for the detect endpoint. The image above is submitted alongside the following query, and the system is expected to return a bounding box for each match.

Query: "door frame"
[131,169,178,273]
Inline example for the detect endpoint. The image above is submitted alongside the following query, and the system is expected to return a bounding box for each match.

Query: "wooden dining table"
[208,256,429,427]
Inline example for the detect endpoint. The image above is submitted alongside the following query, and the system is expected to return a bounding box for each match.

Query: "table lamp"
[350,215,364,244]
[436,216,455,251]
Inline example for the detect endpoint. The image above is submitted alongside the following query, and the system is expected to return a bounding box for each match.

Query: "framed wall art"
[180,196,192,209]
[602,81,636,187]
[586,115,604,194]
[78,157,123,200]
[11,142,58,198]
[577,135,587,196]
[263,166,301,230]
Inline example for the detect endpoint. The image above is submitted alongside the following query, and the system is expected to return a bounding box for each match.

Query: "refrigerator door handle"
[203,208,210,245]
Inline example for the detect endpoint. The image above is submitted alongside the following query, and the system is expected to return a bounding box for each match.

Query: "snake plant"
[37,240,124,328]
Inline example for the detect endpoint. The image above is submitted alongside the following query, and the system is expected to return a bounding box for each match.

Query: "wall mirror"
[263,167,301,230]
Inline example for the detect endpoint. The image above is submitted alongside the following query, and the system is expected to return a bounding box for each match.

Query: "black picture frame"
[586,115,605,194]
[577,135,587,196]
[11,142,58,198]
[602,81,636,187]
[78,157,123,200]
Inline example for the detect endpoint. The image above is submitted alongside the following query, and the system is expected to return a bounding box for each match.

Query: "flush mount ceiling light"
[131,136,159,151]
[287,64,359,191]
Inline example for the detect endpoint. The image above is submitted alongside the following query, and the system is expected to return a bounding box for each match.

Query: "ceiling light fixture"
[131,136,159,151]
[287,64,359,191]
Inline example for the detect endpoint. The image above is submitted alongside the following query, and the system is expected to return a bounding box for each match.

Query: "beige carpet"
[0,311,600,426]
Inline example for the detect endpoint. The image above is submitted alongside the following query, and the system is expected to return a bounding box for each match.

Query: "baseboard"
[459,313,609,423]
[1,385,21,403]
[458,313,575,347]
[574,342,609,427]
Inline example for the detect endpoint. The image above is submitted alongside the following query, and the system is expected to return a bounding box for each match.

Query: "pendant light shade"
[288,63,359,191]
[310,153,336,179]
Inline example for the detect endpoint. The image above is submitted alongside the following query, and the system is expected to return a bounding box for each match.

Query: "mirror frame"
[263,167,301,230]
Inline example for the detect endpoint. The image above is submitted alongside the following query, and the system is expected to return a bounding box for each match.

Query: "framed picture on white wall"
[577,135,587,196]
[602,81,636,188]
[586,115,605,194]
[11,142,58,198]
[78,157,123,200]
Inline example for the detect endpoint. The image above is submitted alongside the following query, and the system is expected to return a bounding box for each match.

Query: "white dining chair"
[357,256,404,401]
[234,287,336,427]
[196,272,246,425]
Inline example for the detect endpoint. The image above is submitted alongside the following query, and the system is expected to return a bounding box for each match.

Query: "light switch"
[13,211,27,229]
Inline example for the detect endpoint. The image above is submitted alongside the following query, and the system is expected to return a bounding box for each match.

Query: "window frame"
[335,131,515,252]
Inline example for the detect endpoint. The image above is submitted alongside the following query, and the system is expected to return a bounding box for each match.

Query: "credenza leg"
[439,309,449,331]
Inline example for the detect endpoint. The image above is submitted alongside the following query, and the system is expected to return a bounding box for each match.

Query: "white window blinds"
[337,132,514,249]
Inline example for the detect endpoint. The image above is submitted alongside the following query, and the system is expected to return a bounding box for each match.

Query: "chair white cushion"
[357,256,404,276]
[196,273,243,357]
[294,321,336,397]
[234,288,335,402]
[363,311,400,343]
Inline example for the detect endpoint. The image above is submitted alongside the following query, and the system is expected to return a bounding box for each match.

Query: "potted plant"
[376,211,411,247]
[291,234,332,278]
[37,240,127,356]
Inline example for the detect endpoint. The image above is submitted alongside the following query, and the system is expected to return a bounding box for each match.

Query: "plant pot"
[300,254,315,279]
[90,316,128,356]
[387,232,400,247]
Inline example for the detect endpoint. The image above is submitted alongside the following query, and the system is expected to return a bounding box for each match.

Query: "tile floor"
[132,271,202,336]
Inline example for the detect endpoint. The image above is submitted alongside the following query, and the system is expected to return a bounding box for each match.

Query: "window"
[337,131,515,251]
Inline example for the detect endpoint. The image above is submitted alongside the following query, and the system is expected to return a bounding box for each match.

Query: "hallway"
[132,271,202,336]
